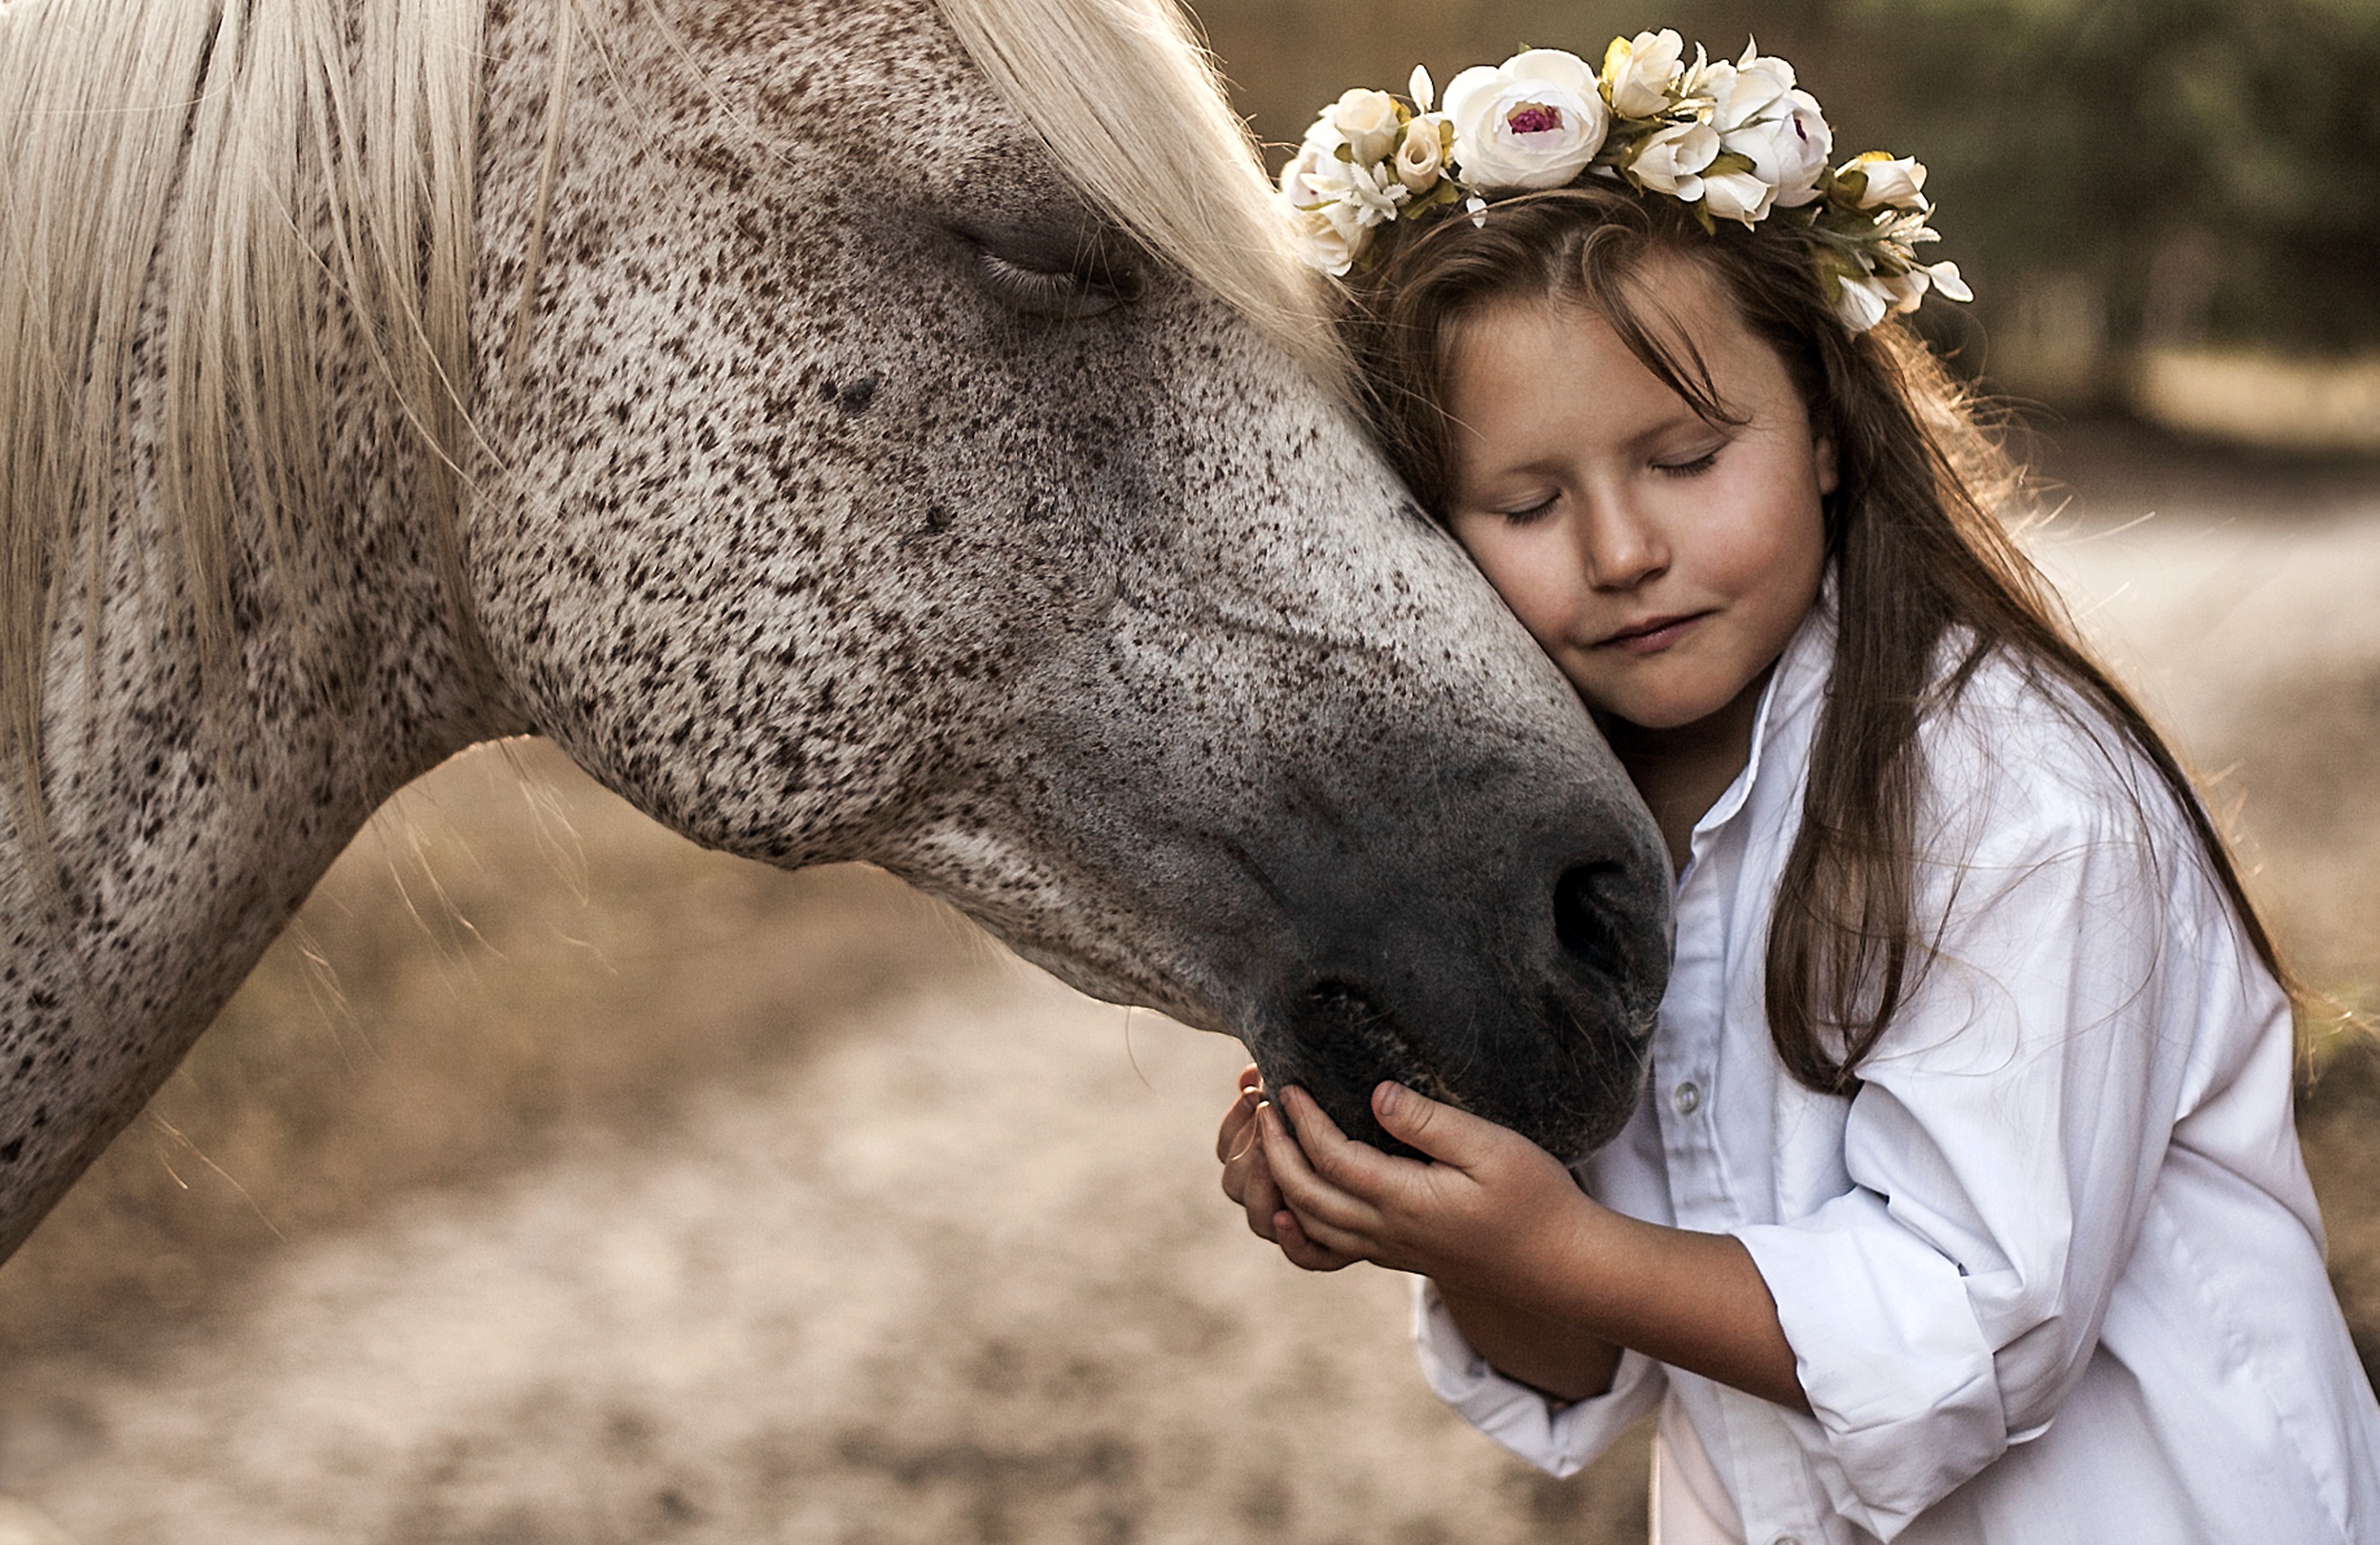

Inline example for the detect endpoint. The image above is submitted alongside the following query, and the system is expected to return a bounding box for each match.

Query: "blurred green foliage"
[1196,0,2380,403]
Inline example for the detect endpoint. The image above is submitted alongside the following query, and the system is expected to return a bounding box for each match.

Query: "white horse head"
[0,0,1668,1256]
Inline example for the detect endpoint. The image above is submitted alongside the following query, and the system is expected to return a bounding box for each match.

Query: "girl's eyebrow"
[1624,405,1730,451]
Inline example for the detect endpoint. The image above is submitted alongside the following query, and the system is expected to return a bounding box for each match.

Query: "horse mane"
[939,0,1352,397]
[0,0,486,858]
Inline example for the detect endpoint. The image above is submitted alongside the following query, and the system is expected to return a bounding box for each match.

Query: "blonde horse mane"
[0,0,488,858]
[0,0,1341,867]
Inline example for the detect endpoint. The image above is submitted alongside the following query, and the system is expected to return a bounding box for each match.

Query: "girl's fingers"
[1259,1099,1380,1236]
[1272,1207,1360,1272]
[1216,1085,1260,1163]
[1278,1086,1416,1198]
[1370,1080,1503,1169]
[1226,1130,1280,1229]
[1278,1201,1374,1264]
[1245,1149,1285,1236]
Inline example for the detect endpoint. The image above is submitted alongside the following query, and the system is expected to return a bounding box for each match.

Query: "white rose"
[1701,168,1775,226]
[1442,49,1611,191]
[1289,204,1365,277]
[1395,114,1451,191]
[1279,115,1347,206]
[1601,29,1685,119]
[1722,88,1832,208]
[1628,120,1719,196]
[1705,41,1796,132]
[1410,64,1437,113]
[1327,88,1403,168]
[1843,152,1929,210]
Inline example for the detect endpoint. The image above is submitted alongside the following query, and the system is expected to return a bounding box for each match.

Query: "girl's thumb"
[1373,1080,1458,1159]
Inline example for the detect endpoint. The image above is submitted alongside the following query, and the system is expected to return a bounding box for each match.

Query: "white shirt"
[1413,601,2380,1544]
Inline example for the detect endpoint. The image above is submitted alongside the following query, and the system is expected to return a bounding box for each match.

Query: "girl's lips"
[1600,611,1708,656]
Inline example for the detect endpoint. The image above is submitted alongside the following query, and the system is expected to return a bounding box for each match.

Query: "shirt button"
[1773,1536,1802,1545]
[1671,1080,1703,1116]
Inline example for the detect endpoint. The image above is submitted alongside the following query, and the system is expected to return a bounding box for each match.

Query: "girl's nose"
[1577,495,1669,591]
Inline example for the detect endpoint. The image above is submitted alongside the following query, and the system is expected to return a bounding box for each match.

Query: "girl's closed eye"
[1653,441,1726,478]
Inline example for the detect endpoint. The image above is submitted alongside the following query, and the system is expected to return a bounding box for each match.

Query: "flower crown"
[1280,31,1972,333]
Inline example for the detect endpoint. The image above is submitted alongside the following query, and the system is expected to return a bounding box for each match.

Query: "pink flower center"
[1505,103,1565,136]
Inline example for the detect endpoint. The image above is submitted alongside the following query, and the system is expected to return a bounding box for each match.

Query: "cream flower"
[1834,256,1970,330]
[1409,64,1437,113]
[1395,114,1452,191]
[1443,49,1611,191]
[1290,204,1365,277]
[1601,29,1685,119]
[1326,88,1403,168]
[1723,88,1832,208]
[1277,131,1339,208]
[1843,152,1930,210]
[1923,259,1973,303]
[1834,273,1897,332]
[1701,168,1776,226]
[1696,41,1798,133]
[1302,151,1409,228]
[1628,120,1720,196]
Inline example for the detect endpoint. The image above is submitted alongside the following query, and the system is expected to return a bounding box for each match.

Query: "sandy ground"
[0,979,1629,1545]
[0,426,2373,1543]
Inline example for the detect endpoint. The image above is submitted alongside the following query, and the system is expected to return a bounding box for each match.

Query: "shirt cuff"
[1736,1195,2008,1537]
[1410,1277,1665,1478]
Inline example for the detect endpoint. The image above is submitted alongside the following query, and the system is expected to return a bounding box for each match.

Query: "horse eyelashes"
[973,248,1132,321]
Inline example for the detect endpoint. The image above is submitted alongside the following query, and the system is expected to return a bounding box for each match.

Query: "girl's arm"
[1430,1282,1622,1404]
[1256,1080,1810,1413]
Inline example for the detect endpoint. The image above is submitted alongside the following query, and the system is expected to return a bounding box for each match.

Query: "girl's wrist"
[1435,1277,1624,1404]
[1481,1201,1810,1413]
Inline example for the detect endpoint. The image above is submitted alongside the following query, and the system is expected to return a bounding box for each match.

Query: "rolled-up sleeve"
[1734,770,2204,1537]
[1411,1277,1666,1477]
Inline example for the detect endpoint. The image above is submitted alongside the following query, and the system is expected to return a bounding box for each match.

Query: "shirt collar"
[1680,584,1837,867]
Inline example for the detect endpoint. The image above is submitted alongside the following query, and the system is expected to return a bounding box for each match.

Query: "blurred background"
[0,3,2373,1542]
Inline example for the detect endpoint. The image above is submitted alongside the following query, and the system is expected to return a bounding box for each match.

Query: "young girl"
[1220,35,2380,1545]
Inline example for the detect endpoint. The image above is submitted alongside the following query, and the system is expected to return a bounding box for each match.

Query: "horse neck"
[0,62,519,1255]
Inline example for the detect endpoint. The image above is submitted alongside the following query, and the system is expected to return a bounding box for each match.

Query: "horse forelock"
[935,0,1352,399]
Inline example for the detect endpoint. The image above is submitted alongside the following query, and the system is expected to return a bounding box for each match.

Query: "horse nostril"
[1554,861,1632,980]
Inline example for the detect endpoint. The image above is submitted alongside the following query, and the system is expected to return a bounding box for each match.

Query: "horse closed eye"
[973,247,1139,320]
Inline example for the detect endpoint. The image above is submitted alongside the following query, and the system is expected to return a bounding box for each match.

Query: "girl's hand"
[1254,1080,1592,1295]
[1260,1080,1809,1412]
[1215,1064,1359,1272]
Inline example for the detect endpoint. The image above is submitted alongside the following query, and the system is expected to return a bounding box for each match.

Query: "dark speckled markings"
[0,0,1670,1263]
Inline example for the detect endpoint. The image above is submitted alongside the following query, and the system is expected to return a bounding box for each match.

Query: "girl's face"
[1441,262,1835,735]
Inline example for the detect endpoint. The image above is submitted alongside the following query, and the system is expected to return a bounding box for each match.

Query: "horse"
[0,0,1672,1267]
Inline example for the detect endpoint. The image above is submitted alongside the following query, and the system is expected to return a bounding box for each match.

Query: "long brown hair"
[1339,184,2296,1093]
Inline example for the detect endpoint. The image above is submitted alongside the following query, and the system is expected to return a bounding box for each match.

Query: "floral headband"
[1279,31,1971,333]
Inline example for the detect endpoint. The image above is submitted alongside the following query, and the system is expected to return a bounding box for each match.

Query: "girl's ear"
[1813,427,1841,497]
